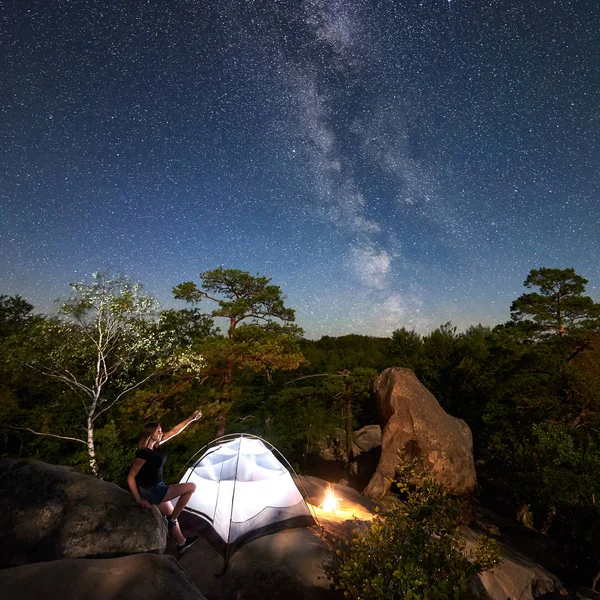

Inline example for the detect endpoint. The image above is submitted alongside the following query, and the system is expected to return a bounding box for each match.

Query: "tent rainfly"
[180,434,316,562]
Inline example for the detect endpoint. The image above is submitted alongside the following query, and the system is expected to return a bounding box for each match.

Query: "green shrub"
[330,462,501,599]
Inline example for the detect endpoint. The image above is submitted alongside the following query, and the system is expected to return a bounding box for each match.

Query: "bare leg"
[162,482,196,520]
[156,500,185,545]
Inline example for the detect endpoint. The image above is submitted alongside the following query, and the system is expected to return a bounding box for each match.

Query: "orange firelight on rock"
[308,486,373,522]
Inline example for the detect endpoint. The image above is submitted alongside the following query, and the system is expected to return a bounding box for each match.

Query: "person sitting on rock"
[127,410,202,555]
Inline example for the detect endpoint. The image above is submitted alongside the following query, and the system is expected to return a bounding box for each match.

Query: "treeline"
[1,267,599,586]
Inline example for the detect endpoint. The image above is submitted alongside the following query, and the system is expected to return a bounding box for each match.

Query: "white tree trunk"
[87,415,99,477]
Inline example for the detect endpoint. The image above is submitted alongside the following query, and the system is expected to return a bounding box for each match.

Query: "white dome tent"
[179,434,317,564]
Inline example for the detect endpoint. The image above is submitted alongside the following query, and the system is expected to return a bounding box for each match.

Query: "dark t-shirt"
[135,447,167,488]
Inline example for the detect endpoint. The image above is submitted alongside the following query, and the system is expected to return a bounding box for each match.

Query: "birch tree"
[26,272,174,476]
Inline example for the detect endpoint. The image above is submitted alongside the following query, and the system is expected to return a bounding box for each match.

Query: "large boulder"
[0,458,167,568]
[0,553,207,600]
[462,527,567,600]
[352,424,382,457]
[313,425,382,462]
[364,367,477,499]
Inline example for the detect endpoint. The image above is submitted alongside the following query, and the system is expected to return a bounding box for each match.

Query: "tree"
[283,367,377,467]
[0,294,37,389]
[510,268,600,337]
[298,335,392,374]
[173,268,305,433]
[341,368,377,463]
[417,322,458,409]
[387,327,423,369]
[21,272,174,476]
[0,295,35,337]
[157,307,215,347]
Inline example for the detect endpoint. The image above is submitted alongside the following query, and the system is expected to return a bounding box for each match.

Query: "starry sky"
[2,0,599,339]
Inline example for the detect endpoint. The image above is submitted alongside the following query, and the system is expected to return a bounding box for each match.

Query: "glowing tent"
[180,434,316,562]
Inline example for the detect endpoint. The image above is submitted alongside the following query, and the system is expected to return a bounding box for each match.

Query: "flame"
[308,487,374,522]
[321,487,339,513]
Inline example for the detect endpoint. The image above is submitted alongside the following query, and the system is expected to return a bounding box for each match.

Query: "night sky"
[2,0,599,338]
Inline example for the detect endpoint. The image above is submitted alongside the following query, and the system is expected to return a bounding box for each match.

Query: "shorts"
[138,481,169,504]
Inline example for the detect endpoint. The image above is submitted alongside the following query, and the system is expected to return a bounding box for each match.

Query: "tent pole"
[176,433,241,478]
[223,432,244,570]
[182,432,319,567]
[266,441,322,529]
[215,560,229,577]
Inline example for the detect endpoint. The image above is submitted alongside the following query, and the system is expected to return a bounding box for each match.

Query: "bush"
[330,461,500,599]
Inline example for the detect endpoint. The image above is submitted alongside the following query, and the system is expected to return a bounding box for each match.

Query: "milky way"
[1,0,599,337]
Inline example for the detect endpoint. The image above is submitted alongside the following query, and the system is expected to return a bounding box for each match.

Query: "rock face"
[0,458,167,568]
[364,367,477,499]
[0,553,207,600]
[175,511,336,600]
[0,459,571,600]
[352,424,382,457]
[462,527,567,600]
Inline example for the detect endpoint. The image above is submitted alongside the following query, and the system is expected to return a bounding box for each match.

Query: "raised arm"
[159,410,202,445]
[127,458,151,508]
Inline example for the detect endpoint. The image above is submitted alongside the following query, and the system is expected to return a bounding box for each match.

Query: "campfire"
[321,486,339,513]
[308,484,373,522]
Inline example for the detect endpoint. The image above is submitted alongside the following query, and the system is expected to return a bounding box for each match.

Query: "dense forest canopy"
[1,266,599,587]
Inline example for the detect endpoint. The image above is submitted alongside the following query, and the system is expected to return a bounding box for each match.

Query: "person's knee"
[183,482,196,495]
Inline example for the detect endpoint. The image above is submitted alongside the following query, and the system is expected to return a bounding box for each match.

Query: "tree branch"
[63,369,94,396]
[564,331,600,366]
[1,423,86,445]
[582,424,600,434]
[233,415,255,423]
[285,372,349,385]
[93,371,159,421]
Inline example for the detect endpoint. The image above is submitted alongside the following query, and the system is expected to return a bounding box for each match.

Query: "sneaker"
[177,535,200,556]
[167,515,178,532]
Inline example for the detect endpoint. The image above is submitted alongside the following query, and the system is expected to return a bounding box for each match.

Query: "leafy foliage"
[299,334,391,374]
[387,327,423,370]
[0,294,35,336]
[510,267,600,337]
[11,272,177,475]
[173,267,296,337]
[2,265,600,586]
[330,461,500,600]
[173,268,305,388]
